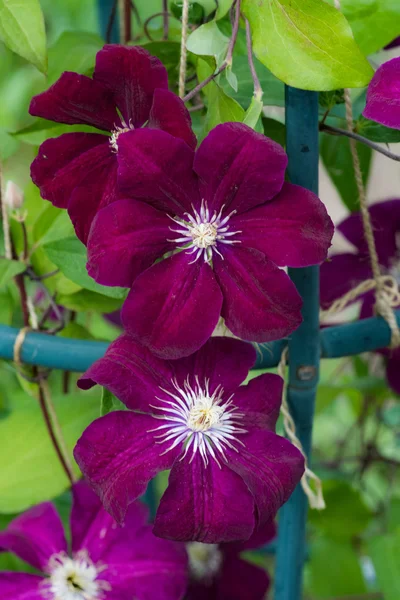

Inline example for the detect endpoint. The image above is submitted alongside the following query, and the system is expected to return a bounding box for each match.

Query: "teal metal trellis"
[0,4,396,600]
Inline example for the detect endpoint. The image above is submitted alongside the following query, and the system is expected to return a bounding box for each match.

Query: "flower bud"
[4,181,24,210]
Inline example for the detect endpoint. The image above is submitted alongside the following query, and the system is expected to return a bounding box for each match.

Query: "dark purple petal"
[148,88,197,149]
[0,503,66,572]
[363,57,400,129]
[31,133,109,209]
[193,122,287,215]
[214,246,303,343]
[0,573,43,599]
[87,199,173,287]
[320,253,372,309]
[117,129,199,216]
[78,334,174,412]
[172,337,256,397]
[74,411,180,524]
[225,519,276,554]
[232,373,283,431]
[226,430,304,525]
[385,350,400,395]
[385,37,400,50]
[232,182,333,267]
[93,44,168,127]
[67,161,118,244]
[338,199,400,267]
[121,252,223,359]
[216,555,270,600]
[29,72,119,131]
[154,452,255,543]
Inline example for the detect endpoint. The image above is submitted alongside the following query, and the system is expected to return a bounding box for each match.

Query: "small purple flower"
[74,336,304,542]
[0,481,187,600]
[186,520,275,600]
[320,198,400,394]
[363,57,400,129]
[29,44,196,243]
[87,122,334,359]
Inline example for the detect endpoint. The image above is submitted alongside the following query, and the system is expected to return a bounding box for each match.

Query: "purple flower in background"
[320,199,400,394]
[30,44,196,243]
[87,122,333,359]
[384,37,400,50]
[363,57,400,129]
[0,481,187,600]
[186,520,275,600]
[74,336,304,542]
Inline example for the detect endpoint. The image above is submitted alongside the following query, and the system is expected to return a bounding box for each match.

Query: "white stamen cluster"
[168,200,241,264]
[42,551,109,600]
[187,542,223,581]
[149,377,246,467]
[109,118,134,153]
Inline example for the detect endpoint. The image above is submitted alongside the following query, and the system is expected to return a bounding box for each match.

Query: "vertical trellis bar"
[275,88,320,600]
[98,0,119,42]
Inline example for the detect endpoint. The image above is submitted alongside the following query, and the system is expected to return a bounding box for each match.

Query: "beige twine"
[333,1,400,348]
[278,348,325,509]
[178,0,190,98]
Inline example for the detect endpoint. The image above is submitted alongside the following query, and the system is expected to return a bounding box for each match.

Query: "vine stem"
[244,17,262,99]
[320,123,400,162]
[162,0,168,39]
[178,0,190,98]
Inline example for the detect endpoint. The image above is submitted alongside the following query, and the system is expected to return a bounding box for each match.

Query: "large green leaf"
[356,115,400,144]
[187,20,229,66]
[242,0,373,90]
[0,258,25,286]
[57,289,123,313]
[47,31,103,83]
[0,391,98,512]
[369,529,400,600]
[0,0,47,73]
[320,132,372,212]
[33,205,75,248]
[43,237,127,299]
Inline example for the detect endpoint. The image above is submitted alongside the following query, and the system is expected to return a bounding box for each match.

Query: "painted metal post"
[275,87,320,600]
[98,0,119,43]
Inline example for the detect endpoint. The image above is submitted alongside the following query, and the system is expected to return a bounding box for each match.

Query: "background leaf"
[369,529,400,600]
[0,258,25,286]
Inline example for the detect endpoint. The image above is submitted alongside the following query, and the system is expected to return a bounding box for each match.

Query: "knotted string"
[178,0,189,98]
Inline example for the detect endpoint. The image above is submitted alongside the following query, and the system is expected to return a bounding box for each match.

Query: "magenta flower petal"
[117,129,200,216]
[0,573,43,599]
[193,122,287,214]
[148,88,197,149]
[320,253,372,309]
[29,71,119,131]
[226,519,276,554]
[214,246,303,342]
[74,411,180,523]
[363,57,400,129]
[339,199,400,267]
[0,502,66,572]
[121,252,223,359]
[78,334,175,411]
[67,160,118,244]
[386,351,400,395]
[154,452,255,543]
[87,199,174,287]
[232,373,283,430]
[31,132,109,209]
[226,430,305,525]
[172,337,256,397]
[217,554,270,600]
[232,182,333,266]
[93,44,168,127]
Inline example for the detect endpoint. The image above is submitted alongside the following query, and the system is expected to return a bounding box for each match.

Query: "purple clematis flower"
[29,44,196,243]
[363,57,400,129]
[0,481,187,600]
[74,336,304,542]
[186,520,275,600]
[86,122,334,359]
[320,199,400,394]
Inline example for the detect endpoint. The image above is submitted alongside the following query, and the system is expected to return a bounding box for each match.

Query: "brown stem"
[162,0,169,39]
[320,123,400,162]
[123,0,131,42]
[143,11,171,41]
[244,16,262,99]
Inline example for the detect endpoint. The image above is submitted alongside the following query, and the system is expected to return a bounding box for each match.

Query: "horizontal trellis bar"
[0,312,398,373]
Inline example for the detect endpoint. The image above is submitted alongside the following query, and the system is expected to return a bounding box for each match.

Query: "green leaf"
[243,96,264,130]
[170,1,205,24]
[369,529,400,600]
[57,290,123,313]
[0,390,99,512]
[43,238,127,299]
[58,322,95,341]
[320,132,372,211]
[383,405,400,427]
[47,31,103,84]
[138,41,181,83]
[100,387,114,416]
[0,258,25,286]
[0,0,47,73]
[12,120,100,146]
[356,115,400,144]
[262,117,286,148]
[30,246,82,297]
[33,205,75,247]
[187,21,229,66]
[319,89,345,110]
[215,0,233,19]
[242,0,373,90]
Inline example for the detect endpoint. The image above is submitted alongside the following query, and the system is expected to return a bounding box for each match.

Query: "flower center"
[168,200,241,264]
[187,542,223,581]
[149,377,246,467]
[109,118,134,153]
[43,551,109,600]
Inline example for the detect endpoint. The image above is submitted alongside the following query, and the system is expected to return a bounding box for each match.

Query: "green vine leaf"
[0,0,47,73]
[187,20,229,67]
[0,258,25,286]
[242,0,373,91]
